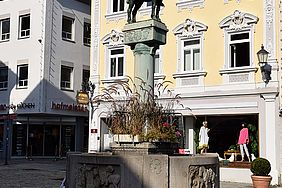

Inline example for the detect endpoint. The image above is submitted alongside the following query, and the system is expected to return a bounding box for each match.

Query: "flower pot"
[113,134,141,143]
[251,175,272,188]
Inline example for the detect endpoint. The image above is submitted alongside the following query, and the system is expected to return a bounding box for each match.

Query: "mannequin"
[199,121,210,154]
[238,122,250,162]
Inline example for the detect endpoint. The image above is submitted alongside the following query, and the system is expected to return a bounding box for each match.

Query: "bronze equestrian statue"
[127,0,164,23]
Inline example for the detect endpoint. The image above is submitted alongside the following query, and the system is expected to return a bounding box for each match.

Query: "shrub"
[93,76,186,142]
[251,158,271,176]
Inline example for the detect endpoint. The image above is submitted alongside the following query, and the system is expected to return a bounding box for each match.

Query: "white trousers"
[239,144,249,157]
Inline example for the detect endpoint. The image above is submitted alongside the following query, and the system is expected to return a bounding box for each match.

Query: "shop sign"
[51,102,88,112]
[0,103,35,111]
[0,114,17,120]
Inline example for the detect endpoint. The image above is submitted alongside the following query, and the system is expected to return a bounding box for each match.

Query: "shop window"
[12,124,27,156]
[82,69,90,83]
[83,22,91,46]
[194,115,259,166]
[110,48,124,78]
[62,16,74,41]
[61,125,75,156]
[19,14,30,39]
[0,124,3,150]
[17,64,28,88]
[0,66,8,90]
[61,65,73,90]
[0,18,10,41]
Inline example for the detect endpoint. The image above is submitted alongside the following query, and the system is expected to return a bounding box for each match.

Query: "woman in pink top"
[238,122,250,162]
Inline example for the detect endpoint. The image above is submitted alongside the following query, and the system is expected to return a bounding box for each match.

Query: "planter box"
[113,134,141,143]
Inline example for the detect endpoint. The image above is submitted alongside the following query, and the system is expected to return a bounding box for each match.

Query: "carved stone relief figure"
[76,164,121,188]
[189,165,217,188]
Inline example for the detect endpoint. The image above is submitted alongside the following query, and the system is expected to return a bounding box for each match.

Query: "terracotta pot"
[251,175,272,188]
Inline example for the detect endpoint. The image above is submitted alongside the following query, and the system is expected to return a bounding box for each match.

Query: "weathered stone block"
[123,19,168,49]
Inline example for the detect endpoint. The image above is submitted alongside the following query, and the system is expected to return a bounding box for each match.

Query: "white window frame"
[62,16,75,41]
[102,30,127,83]
[106,0,127,21]
[227,31,251,68]
[182,39,201,72]
[219,10,258,84]
[0,66,8,90]
[176,0,205,11]
[173,19,207,90]
[60,65,74,90]
[0,18,10,42]
[109,47,125,78]
[17,64,28,88]
[83,22,91,46]
[19,14,30,39]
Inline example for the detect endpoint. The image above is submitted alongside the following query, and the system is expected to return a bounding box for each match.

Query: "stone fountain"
[66,1,219,187]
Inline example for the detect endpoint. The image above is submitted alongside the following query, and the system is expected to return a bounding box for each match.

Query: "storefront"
[11,115,88,158]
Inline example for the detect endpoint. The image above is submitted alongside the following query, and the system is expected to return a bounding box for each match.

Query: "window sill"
[0,88,7,91]
[105,11,127,21]
[101,77,129,84]
[61,88,74,92]
[219,67,258,75]
[16,86,28,89]
[84,43,90,47]
[18,36,30,40]
[176,0,205,10]
[0,39,9,43]
[173,70,207,78]
[154,74,166,80]
[62,38,75,43]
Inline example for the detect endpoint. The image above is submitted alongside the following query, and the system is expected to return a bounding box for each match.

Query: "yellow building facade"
[90,0,281,184]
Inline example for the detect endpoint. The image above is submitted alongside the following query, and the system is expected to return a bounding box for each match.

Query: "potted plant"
[250,157,272,188]
[93,76,184,146]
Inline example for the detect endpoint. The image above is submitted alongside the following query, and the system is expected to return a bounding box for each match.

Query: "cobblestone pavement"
[0,158,66,188]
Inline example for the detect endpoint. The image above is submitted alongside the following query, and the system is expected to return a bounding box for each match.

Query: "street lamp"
[257,44,271,84]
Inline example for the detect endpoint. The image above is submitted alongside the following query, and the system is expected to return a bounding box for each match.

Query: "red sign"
[0,114,17,120]
[91,129,98,133]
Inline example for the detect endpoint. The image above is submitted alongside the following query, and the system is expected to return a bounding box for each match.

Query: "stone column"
[123,20,168,99]
[261,93,279,184]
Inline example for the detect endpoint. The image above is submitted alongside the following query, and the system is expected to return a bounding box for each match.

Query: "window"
[183,40,200,71]
[0,18,10,41]
[229,32,250,68]
[0,66,8,89]
[61,66,73,90]
[112,0,125,13]
[62,16,74,41]
[110,48,124,77]
[83,22,91,46]
[82,69,90,83]
[19,14,30,38]
[0,124,3,150]
[219,10,258,84]
[154,49,160,74]
[17,64,28,88]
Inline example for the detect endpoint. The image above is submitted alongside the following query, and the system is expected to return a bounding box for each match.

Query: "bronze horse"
[127,0,164,23]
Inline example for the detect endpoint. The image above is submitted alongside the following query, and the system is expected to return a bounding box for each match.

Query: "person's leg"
[243,144,250,162]
[239,144,245,161]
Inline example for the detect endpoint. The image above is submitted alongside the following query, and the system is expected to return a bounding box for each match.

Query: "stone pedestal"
[123,20,168,98]
[66,152,219,188]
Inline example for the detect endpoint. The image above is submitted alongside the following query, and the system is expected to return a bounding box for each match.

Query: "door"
[44,126,60,156]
